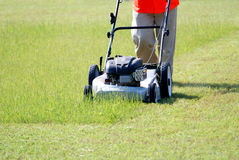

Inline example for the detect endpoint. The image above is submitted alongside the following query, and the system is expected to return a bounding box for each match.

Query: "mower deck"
[92,69,161,102]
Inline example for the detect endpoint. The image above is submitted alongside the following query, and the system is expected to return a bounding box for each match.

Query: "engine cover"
[105,56,143,75]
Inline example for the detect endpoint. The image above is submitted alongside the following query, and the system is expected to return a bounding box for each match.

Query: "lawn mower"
[83,0,173,103]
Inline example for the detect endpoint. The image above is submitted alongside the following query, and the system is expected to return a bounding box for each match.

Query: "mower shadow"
[174,81,239,93]
[159,93,200,105]
[159,81,239,105]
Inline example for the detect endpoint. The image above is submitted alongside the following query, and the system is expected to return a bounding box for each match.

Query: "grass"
[0,0,238,124]
[0,0,239,159]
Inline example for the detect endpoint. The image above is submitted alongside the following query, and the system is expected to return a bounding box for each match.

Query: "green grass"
[0,0,239,159]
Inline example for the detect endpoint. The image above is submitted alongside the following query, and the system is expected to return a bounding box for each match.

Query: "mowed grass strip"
[0,0,239,124]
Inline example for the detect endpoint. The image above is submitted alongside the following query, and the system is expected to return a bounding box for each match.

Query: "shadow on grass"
[160,82,239,104]
[174,81,239,93]
[160,92,200,104]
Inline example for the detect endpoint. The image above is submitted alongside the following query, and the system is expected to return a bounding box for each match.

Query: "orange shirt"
[133,0,179,14]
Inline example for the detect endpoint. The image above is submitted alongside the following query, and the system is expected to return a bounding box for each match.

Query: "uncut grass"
[1,95,143,124]
[0,0,239,124]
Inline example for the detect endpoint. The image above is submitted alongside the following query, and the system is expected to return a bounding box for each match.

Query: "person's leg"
[155,7,177,73]
[131,11,158,63]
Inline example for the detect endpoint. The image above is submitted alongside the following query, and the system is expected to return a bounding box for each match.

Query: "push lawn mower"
[84,0,173,103]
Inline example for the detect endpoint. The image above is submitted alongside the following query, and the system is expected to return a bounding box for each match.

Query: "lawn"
[0,0,239,159]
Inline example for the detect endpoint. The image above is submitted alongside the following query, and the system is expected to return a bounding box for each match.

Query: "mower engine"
[105,56,147,86]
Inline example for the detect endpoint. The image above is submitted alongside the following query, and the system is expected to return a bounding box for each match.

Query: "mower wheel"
[84,85,92,97]
[88,65,100,86]
[160,62,172,98]
[149,83,156,103]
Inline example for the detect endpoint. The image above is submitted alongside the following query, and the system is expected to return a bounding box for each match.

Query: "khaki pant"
[131,8,177,72]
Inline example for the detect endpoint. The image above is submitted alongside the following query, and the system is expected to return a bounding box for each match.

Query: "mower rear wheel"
[88,65,100,86]
[149,83,156,103]
[160,62,172,98]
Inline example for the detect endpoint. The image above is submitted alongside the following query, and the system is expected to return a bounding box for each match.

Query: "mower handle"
[105,0,171,70]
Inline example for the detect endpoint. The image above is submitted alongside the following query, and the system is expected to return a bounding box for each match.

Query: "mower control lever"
[165,30,169,36]
[107,32,111,38]
[110,13,116,24]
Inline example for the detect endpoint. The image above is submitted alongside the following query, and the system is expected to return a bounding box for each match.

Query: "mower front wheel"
[83,85,92,98]
[149,83,156,103]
